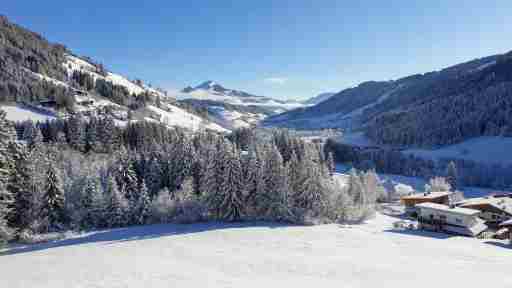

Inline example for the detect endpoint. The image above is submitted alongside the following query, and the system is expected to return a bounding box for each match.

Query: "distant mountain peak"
[182,80,256,98]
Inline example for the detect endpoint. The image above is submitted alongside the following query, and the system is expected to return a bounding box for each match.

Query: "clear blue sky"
[3,1,511,100]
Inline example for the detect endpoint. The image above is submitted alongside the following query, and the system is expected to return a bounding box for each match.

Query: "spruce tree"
[67,114,86,152]
[7,142,35,231]
[42,163,66,231]
[79,177,103,229]
[0,109,16,243]
[105,174,127,228]
[258,144,291,220]
[134,180,151,225]
[218,150,244,221]
[0,184,13,245]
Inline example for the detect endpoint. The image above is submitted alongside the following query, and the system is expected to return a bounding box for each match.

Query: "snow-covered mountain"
[264,52,511,148]
[0,16,227,133]
[176,81,304,129]
[303,92,336,105]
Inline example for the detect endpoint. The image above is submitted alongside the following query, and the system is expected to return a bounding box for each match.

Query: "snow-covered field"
[404,136,512,165]
[1,212,510,288]
[147,105,228,133]
[1,105,56,122]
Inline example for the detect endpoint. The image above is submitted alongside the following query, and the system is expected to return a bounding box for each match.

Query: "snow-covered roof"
[416,202,481,216]
[458,196,512,215]
[500,218,512,226]
[401,191,453,200]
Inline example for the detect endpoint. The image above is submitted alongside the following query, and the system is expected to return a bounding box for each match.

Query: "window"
[455,218,463,224]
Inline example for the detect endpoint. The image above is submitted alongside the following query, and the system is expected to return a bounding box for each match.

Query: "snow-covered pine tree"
[67,114,86,152]
[292,156,326,212]
[6,142,35,231]
[104,174,127,228]
[258,143,292,221]
[190,155,203,199]
[0,110,16,243]
[97,115,117,153]
[42,162,66,231]
[21,121,43,149]
[446,161,459,191]
[204,140,231,218]
[198,145,217,204]
[79,176,104,229]
[240,148,257,206]
[167,140,193,194]
[0,182,13,245]
[112,155,138,202]
[326,151,336,176]
[132,180,151,225]
[425,176,452,193]
[144,156,163,199]
[217,148,244,221]
[0,109,15,187]
[85,115,99,152]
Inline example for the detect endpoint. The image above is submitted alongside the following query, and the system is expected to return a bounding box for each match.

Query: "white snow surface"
[176,89,304,110]
[147,105,228,133]
[404,136,512,165]
[1,213,511,287]
[0,105,56,122]
[63,54,166,98]
[208,106,265,129]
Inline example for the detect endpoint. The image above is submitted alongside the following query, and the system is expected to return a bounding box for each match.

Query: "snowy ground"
[1,105,56,122]
[1,212,510,287]
[404,136,512,166]
[336,133,512,166]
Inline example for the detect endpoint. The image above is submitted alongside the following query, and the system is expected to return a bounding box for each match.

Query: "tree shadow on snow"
[384,228,453,240]
[0,222,290,257]
[484,240,512,250]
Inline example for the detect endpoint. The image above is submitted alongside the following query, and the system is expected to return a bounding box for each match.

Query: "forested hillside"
[266,52,512,149]
[366,52,512,147]
[0,16,229,132]
[0,15,73,107]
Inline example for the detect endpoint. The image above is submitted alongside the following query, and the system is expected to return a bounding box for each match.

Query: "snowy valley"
[1,8,512,288]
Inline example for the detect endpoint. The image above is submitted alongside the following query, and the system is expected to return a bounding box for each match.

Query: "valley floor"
[1,211,510,288]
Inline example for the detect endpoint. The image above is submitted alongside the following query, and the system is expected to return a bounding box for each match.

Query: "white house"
[416,202,487,237]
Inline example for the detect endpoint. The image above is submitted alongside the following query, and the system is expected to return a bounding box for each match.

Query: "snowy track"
[1,213,511,288]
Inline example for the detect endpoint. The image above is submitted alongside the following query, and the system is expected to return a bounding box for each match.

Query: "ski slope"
[1,213,510,288]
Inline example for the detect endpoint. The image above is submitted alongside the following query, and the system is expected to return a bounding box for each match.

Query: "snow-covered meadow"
[1,212,510,288]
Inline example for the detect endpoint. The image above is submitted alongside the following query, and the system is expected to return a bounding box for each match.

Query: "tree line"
[0,111,381,245]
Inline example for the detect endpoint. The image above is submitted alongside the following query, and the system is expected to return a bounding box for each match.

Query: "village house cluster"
[401,191,512,241]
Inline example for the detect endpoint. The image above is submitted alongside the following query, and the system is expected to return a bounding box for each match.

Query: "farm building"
[401,191,453,216]
[498,219,512,242]
[457,196,512,226]
[416,202,487,237]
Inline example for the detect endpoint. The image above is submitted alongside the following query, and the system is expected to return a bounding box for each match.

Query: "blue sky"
[3,1,512,100]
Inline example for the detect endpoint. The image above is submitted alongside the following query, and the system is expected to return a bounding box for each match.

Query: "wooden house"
[401,191,453,216]
[457,196,512,226]
[416,202,487,237]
